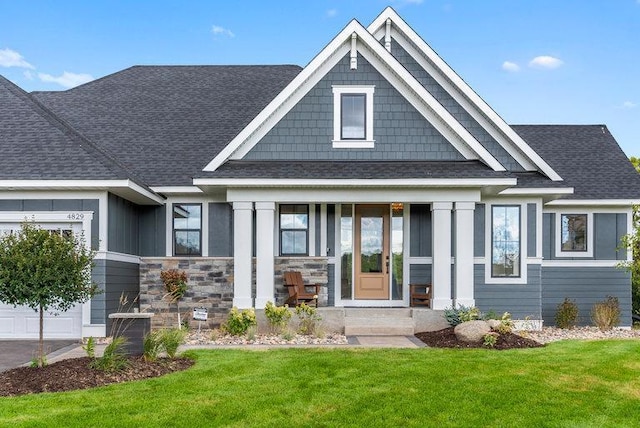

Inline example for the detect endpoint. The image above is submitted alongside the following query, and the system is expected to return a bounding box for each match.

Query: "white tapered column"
[431,202,453,309]
[233,202,253,308]
[455,202,475,307]
[254,202,275,309]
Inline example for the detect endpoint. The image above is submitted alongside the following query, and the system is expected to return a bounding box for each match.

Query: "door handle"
[385,255,390,274]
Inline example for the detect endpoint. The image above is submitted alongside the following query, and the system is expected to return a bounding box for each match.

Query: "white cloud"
[23,70,34,80]
[502,61,520,72]
[0,48,34,69]
[622,101,637,109]
[326,9,337,17]
[528,55,564,69]
[38,71,94,88]
[211,25,235,38]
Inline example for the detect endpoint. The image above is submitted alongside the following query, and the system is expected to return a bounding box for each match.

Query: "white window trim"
[332,85,375,148]
[554,211,594,258]
[484,202,528,285]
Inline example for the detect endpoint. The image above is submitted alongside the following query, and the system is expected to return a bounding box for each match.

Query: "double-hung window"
[491,205,521,278]
[332,86,374,148]
[279,204,308,256]
[173,203,202,256]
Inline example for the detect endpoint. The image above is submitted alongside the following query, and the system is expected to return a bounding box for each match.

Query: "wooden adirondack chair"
[283,271,321,307]
[410,283,432,308]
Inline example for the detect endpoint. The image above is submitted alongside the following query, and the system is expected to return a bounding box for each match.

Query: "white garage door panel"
[0,304,83,339]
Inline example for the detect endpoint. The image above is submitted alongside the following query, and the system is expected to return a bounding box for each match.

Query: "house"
[1,7,638,339]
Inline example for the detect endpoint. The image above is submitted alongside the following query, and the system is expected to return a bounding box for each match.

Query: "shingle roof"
[0,76,138,181]
[198,160,512,179]
[513,125,640,199]
[32,65,303,187]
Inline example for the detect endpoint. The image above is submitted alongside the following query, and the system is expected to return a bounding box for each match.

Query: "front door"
[354,205,390,299]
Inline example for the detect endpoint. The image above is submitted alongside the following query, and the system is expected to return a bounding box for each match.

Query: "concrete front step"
[344,308,412,318]
[344,316,415,336]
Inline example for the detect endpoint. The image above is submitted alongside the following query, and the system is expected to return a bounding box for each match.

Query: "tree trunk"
[38,304,44,368]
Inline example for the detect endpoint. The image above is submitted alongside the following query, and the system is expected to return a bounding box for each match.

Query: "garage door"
[0,222,84,339]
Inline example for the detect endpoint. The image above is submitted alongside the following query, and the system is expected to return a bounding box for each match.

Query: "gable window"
[561,214,587,251]
[173,203,201,256]
[332,86,374,148]
[280,204,308,255]
[491,205,520,277]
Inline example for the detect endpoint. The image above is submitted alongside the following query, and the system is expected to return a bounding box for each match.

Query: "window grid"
[279,204,309,256]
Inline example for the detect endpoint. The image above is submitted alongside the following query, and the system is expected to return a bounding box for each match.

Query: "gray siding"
[209,203,233,257]
[244,53,465,161]
[409,264,432,284]
[474,264,542,319]
[139,205,166,257]
[327,204,335,257]
[541,267,632,326]
[0,198,99,249]
[389,39,522,171]
[543,212,627,260]
[474,204,485,257]
[108,193,139,255]
[527,203,536,257]
[410,204,431,257]
[95,259,141,332]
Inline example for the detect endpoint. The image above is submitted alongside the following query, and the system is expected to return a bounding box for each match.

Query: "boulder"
[487,319,501,330]
[454,320,491,343]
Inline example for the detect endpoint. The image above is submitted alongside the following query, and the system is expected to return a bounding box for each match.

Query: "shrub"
[495,312,514,334]
[555,298,579,329]
[483,332,499,348]
[160,269,188,302]
[264,301,292,333]
[591,296,621,331]
[223,307,257,336]
[82,336,96,359]
[157,328,187,358]
[91,336,129,371]
[444,305,481,326]
[295,303,322,335]
[143,331,163,362]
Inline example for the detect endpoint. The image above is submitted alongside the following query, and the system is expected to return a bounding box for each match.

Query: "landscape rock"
[454,320,491,343]
[487,319,501,330]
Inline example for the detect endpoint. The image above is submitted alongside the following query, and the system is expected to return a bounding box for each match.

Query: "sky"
[1,0,639,156]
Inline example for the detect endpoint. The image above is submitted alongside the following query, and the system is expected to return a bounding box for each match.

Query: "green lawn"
[1,341,640,427]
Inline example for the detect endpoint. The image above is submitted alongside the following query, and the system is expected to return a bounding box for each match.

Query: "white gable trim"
[368,7,562,181]
[203,20,506,173]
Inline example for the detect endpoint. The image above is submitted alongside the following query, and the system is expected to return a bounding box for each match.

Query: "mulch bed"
[415,327,544,350]
[0,356,194,397]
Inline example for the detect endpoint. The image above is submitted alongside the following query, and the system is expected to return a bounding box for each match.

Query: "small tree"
[0,222,97,367]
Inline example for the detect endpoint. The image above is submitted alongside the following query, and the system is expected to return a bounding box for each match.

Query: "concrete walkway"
[37,335,422,366]
[0,340,79,372]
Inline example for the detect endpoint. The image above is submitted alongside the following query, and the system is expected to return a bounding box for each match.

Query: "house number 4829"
[67,213,84,220]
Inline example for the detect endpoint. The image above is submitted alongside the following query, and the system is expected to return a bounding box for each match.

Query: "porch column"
[455,202,475,307]
[431,202,453,310]
[233,202,253,308]
[254,202,275,309]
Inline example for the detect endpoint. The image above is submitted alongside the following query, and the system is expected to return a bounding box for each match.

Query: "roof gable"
[367,7,562,181]
[203,19,506,173]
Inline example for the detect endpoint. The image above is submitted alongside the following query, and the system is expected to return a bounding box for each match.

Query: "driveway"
[0,340,79,372]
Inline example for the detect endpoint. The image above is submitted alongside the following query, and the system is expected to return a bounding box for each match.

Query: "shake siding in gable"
[387,38,522,171]
[243,54,464,161]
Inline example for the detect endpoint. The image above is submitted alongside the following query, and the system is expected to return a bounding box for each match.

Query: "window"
[332,86,374,148]
[491,205,520,277]
[555,211,593,257]
[280,204,308,255]
[173,204,201,256]
[561,214,587,251]
[341,94,366,139]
